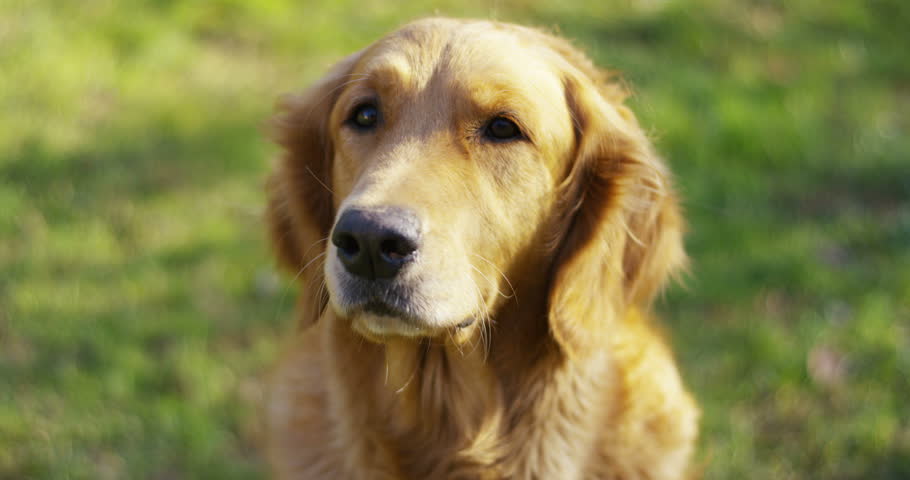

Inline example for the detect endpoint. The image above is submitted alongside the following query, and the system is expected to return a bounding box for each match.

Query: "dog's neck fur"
[322,263,616,479]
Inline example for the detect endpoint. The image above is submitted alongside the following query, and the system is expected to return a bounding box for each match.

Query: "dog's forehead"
[360,20,564,101]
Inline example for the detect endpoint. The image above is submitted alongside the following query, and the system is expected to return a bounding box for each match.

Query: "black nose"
[331,207,421,280]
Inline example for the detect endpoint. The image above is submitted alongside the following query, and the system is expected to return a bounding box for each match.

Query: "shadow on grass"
[4,112,270,226]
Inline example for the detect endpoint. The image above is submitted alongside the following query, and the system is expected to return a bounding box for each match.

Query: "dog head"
[267,18,684,356]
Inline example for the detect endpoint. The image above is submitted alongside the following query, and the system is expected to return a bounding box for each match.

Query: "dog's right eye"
[484,116,523,142]
[348,104,380,130]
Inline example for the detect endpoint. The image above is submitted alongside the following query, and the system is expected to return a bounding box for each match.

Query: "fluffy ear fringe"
[548,74,687,359]
[264,53,363,328]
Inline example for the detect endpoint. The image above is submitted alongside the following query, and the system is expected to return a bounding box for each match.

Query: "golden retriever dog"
[264,17,698,480]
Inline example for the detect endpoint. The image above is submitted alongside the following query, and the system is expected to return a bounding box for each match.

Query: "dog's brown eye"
[485,117,521,141]
[350,104,379,129]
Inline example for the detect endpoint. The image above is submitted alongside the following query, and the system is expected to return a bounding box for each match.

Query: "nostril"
[336,233,360,257]
[380,237,417,261]
[331,206,421,279]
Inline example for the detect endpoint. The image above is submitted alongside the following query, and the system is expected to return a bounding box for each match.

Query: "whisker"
[464,272,492,361]
[448,328,465,357]
[385,355,390,386]
[471,254,517,301]
[480,304,492,361]
[470,264,512,302]
[305,165,335,195]
[272,251,327,325]
[301,236,330,259]
[299,251,328,276]
[310,279,328,326]
[462,277,483,358]
[394,348,422,395]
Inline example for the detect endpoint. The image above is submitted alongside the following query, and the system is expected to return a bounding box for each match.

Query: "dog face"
[268,18,685,354]
[323,21,577,339]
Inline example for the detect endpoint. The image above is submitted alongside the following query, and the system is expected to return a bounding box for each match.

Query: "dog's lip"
[361,299,416,322]
[330,269,479,335]
[351,314,477,341]
[345,299,478,339]
[349,310,427,339]
[456,318,475,328]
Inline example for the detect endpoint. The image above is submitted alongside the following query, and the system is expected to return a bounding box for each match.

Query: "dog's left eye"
[349,104,379,130]
[484,117,523,141]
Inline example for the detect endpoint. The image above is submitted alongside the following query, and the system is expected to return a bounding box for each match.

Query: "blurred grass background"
[1,0,908,478]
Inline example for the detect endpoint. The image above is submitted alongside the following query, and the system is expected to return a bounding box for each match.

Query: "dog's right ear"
[546,68,686,360]
[266,52,363,328]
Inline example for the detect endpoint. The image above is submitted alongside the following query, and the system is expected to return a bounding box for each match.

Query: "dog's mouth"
[346,297,476,339]
[342,280,420,319]
[332,279,478,340]
[362,299,407,318]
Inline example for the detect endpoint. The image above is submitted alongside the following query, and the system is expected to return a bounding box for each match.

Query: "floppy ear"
[266,52,362,328]
[548,73,687,359]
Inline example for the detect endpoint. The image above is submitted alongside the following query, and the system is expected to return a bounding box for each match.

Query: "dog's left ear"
[266,52,363,329]
[548,72,687,359]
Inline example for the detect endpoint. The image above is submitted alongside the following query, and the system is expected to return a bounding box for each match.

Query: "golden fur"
[264,18,698,479]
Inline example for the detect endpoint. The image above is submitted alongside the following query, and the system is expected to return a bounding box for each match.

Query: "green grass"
[1,0,908,478]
